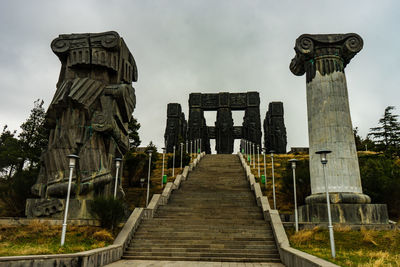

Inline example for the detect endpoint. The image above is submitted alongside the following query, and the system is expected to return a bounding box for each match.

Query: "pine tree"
[18,99,48,169]
[368,106,400,155]
[127,117,141,151]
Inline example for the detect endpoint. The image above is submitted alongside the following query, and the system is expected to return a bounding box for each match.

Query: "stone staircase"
[123,154,281,263]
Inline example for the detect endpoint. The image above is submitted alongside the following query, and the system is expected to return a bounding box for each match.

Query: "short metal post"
[186,140,188,153]
[61,154,79,246]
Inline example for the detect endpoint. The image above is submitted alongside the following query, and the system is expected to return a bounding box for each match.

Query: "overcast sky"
[0,0,399,153]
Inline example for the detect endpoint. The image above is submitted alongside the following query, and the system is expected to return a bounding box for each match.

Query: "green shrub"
[0,169,37,216]
[124,152,153,186]
[359,154,400,219]
[280,159,311,207]
[167,151,191,168]
[89,197,125,230]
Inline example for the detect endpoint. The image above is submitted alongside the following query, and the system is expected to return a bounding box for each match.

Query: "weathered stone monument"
[290,33,388,223]
[188,92,262,154]
[164,103,187,153]
[264,102,287,154]
[26,31,137,218]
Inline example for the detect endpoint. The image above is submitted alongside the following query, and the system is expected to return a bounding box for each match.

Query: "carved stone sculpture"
[26,31,137,218]
[264,102,287,153]
[164,103,187,153]
[215,108,234,154]
[186,92,262,154]
[290,33,388,224]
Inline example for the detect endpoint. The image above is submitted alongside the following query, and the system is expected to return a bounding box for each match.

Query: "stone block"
[254,183,262,206]
[182,166,189,179]
[161,182,173,205]
[173,175,182,189]
[26,198,94,219]
[144,194,161,219]
[249,174,255,190]
[298,203,389,224]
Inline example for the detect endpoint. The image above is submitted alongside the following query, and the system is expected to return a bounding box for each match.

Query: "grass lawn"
[0,220,114,256]
[286,226,400,266]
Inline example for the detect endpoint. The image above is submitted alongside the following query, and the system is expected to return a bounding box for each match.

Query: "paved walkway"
[106,260,285,266]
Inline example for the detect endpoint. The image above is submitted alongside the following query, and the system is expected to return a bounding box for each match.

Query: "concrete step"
[125,248,278,254]
[121,255,281,262]
[123,251,279,259]
[130,237,274,242]
[123,154,280,263]
[128,242,277,249]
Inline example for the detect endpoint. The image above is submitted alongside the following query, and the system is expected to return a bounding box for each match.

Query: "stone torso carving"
[31,31,137,203]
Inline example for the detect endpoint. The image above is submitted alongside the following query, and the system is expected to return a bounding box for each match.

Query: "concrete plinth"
[26,198,94,219]
[299,203,389,224]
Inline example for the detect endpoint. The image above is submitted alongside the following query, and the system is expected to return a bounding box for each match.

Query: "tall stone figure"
[164,103,187,153]
[26,31,137,218]
[290,34,387,223]
[264,102,287,154]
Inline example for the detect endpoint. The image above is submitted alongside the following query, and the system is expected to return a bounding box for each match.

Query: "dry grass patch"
[286,227,400,266]
[0,222,113,256]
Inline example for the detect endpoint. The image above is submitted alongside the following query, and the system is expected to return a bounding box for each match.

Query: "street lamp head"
[269,150,275,157]
[162,147,166,152]
[67,154,79,168]
[146,150,153,157]
[262,147,267,153]
[316,149,332,165]
[115,157,122,168]
[289,159,299,169]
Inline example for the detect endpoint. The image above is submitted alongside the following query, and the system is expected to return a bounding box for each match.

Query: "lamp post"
[60,154,79,246]
[190,140,193,159]
[257,145,260,179]
[185,140,188,153]
[262,148,267,188]
[289,159,299,232]
[180,143,183,170]
[146,150,152,207]
[245,140,248,161]
[270,150,276,210]
[200,138,202,153]
[248,141,251,163]
[113,158,122,199]
[172,145,176,177]
[252,143,255,169]
[316,149,335,258]
[161,147,166,188]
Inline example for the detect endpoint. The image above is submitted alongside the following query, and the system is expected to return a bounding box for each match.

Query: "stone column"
[290,33,388,224]
[290,33,370,203]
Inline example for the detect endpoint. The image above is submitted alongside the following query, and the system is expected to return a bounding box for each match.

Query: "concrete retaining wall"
[237,152,339,267]
[0,152,207,267]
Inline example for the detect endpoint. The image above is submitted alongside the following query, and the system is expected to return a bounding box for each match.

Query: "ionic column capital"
[290,33,363,82]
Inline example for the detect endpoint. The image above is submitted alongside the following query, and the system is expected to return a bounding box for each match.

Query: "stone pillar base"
[306,192,371,204]
[26,198,94,219]
[298,203,389,224]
